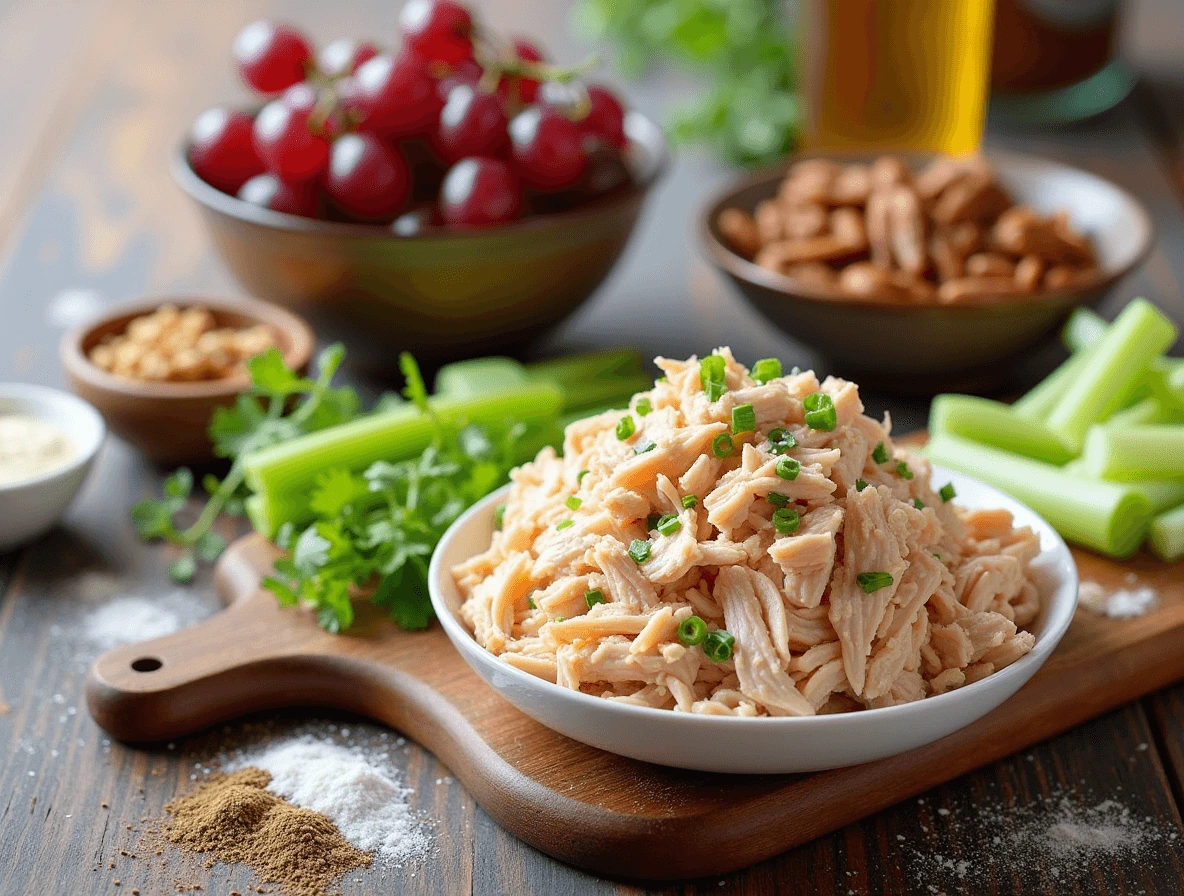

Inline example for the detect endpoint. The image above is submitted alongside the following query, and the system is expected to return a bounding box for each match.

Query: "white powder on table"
[1078,580,1158,619]
[233,736,430,865]
[82,593,205,651]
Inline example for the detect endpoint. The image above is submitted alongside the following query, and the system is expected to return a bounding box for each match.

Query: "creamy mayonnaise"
[0,414,76,486]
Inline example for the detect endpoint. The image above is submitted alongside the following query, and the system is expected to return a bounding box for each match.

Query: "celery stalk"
[1125,479,1184,514]
[924,433,1152,557]
[435,358,530,398]
[1104,397,1172,429]
[930,394,1074,464]
[526,349,651,413]
[1081,424,1184,481]
[1011,352,1088,420]
[243,382,563,508]
[1149,503,1184,561]
[1062,307,1108,353]
[1046,299,1177,451]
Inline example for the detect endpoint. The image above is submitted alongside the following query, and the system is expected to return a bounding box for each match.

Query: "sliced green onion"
[646,513,662,530]
[656,513,682,536]
[731,403,756,434]
[766,492,789,507]
[635,396,652,416]
[712,432,734,458]
[939,483,956,502]
[855,479,869,491]
[703,629,735,663]
[775,457,801,480]
[556,519,574,530]
[566,495,582,511]
[527,596,537,609]
[913,498,925,510]
[872,441,889,464]
[751,358,783,384]
[896,461,914,480]
[577,469,590,483]
[924,433,1153,558]
[700,354,727,401]
[857,571,893,593]
[767,427,797,455]
[585,589,606,608]
[803,392,837,431]
[494,503,506,530]
[1149,503,1184,561]
[554,615,565,622]
[635,440,656,455]
[616,415,636,440]
[772,507,801,534]
[677,615,708,646]
[628,539,651,563]
[681,495,698,509]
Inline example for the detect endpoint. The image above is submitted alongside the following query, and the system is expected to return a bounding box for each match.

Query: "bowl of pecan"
[61,296,314,464]
[702,151,1152,380]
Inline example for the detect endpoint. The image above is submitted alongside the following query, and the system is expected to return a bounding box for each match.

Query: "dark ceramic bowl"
[701,150,1153,386]
[174,112,668,370]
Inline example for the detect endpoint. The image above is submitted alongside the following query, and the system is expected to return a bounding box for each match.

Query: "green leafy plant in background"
[574,0,798,165]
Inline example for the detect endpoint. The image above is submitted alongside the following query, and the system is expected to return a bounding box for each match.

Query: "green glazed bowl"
[174,112,667,370]
[700,150,1152,388]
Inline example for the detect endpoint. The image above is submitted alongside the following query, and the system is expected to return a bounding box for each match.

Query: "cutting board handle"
[86,534,324,742]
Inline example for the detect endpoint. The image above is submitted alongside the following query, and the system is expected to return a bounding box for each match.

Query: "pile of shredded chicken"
[453,350,1040,716]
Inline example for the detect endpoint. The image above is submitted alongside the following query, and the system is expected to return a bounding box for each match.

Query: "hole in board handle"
[131,657,163,672]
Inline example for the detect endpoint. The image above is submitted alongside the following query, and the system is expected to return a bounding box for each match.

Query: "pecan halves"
[931,173,1012,226]
[992,206,1096,265]
[717,208,762,259]
[887,186,928,275]
[937,276,1023,304]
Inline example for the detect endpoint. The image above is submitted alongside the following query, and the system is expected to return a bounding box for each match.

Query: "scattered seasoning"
[1078,580,1158,618]
[82,593,208,652]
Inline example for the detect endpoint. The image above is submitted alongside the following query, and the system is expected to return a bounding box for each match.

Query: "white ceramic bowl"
[0,384,105,551]
[429,466,1078,774]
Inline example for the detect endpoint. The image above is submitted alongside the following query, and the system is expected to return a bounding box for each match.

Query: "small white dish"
[0,384,105,551]
[429,466,1078,774]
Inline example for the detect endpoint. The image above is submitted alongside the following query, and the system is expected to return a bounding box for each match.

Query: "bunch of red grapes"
[187,0,632,231]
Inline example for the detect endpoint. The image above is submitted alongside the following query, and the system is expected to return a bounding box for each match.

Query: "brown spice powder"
[163,768,369,896]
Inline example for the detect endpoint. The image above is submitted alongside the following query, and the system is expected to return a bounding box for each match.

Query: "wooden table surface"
[2,1,1184,894]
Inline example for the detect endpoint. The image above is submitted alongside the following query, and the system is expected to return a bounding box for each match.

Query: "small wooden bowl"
[701,149,1154,387]
[60,296,314,465]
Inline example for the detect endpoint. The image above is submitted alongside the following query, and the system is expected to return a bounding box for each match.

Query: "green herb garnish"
[703,629,735,663]
[629,539,652,563]
[711,432,734,458]
[857,571,894,593]
[677,615,708,646]
[751,358,782,384]
[656,513,681,536]
[700,354,727,401]
[585,589,606,608]
[775,456,800,480]
[896,460,914,480]
[731,403,756,434]
[772,507,800,534]
[635,397,652,416]
[681,495,697,509]
[803,392,837,431]
[873,441,889,464]
[616,415,636,440]
[939,483,956,502]
[766,492,788,507]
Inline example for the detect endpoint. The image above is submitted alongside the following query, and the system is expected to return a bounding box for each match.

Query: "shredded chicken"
[454,349,1041,715]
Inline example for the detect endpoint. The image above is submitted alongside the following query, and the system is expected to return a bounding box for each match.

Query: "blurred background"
[0,0,1181,428]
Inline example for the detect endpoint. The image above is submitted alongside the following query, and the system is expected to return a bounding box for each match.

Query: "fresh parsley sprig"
[130,344,360,582]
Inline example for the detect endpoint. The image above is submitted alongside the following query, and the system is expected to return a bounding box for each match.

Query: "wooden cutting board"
[87,533,1184,881]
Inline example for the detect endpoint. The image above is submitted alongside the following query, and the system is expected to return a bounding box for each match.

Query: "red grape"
[188,107,264,194]
[252,96,330,182]
[317,39,379,79]
[350,52,441,138]
[583,85,628,148]
[509,106,587,190]
[499,38,545,105]
[325,133,411,221]
[437,84,508,163]
[537,80,590,119]
[399,0,474,65]
[233,21,312,94]
[441,158,522,229]
[237,173,319,217]
[436,59,483,101]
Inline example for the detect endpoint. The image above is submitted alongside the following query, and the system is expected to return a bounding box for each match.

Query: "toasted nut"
[1051,211,1096,266]
[234,325,276,358]
[913,156,992,202]
[965,252,1016,278]
[1014,255,1045,291]
[779,159,840,205]
[783,203,828,239]
[928,233,963,281]
[137,351,172,381]
[932,174,1011,226]
[948,222,984,257]
[754,243,794,274]
[755,200,786,244]
[865,189,892,269]
[829,207,868,251]
[937,276,1022,304]
[888,185,927,275]
[1043,264,1099,291]
[758,234,865,268]
[718,208,762,259]
[992,206,1094,264]
[830,165,871,205]
[838,263,916,302]
[784,262,838,290]
[871,156,910,190]
[90,344,115,371]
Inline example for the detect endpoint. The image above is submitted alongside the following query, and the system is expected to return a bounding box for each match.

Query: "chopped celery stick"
[243,383,563,516]
[1047,299,1177,451]
[930,394,1073,464]
[1011,351,1088,420]
[1149,503,1184,561]
[435,357,530,397]
[1104,397,1171,429]
[1062,307,1108,353]
[1125,479,1184,514]
[1081,424,1184,481]
[924,433,1152,558]
[525,349,651,412]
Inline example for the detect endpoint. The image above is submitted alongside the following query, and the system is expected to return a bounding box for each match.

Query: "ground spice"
[163,768,370,896]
